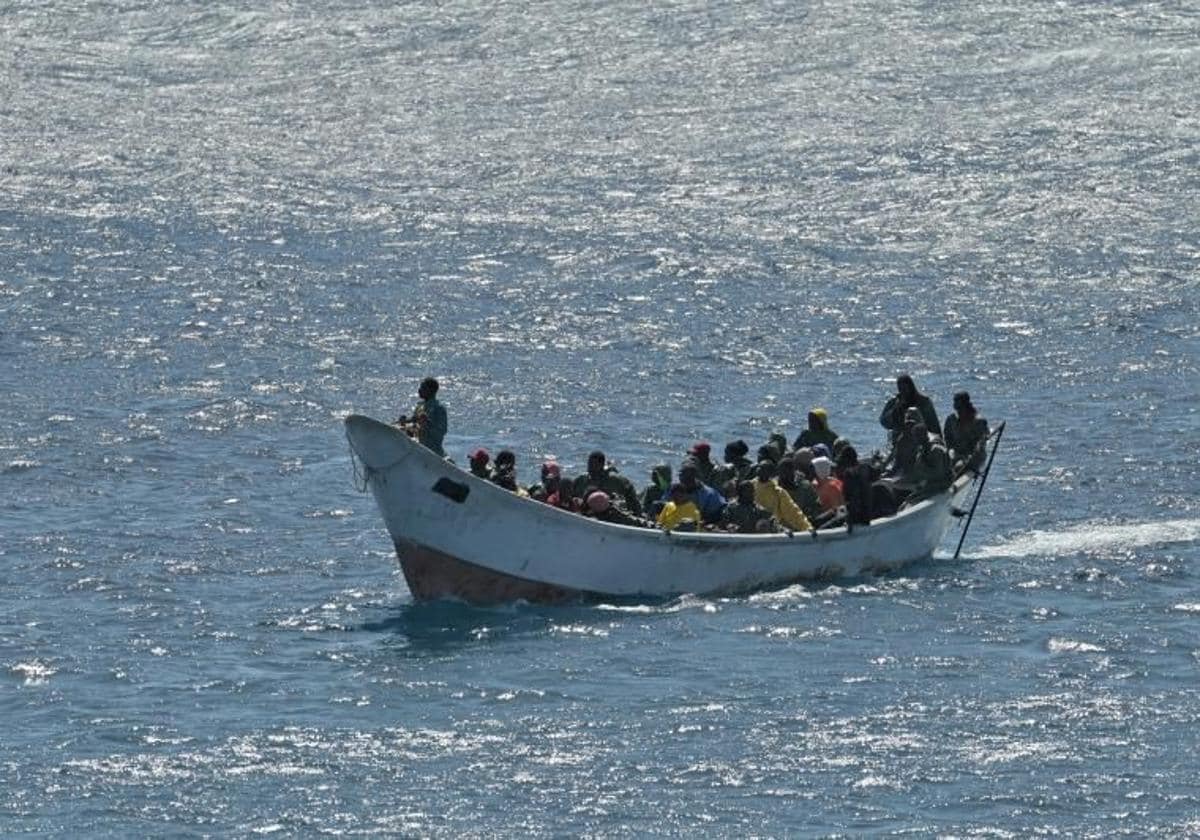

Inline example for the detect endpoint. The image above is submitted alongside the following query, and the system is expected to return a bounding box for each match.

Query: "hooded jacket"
[793,409,839,452]
[752,478,813,532]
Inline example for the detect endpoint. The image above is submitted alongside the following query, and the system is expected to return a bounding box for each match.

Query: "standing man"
[879,374,939,444]
[398,376,447,456]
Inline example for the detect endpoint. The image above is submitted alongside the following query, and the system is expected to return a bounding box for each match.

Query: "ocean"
[2,0,1199,835]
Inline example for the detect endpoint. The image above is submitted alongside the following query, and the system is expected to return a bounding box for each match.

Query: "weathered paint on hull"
[395,538,586,605]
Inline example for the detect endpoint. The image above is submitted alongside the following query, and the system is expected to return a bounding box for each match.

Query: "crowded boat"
[396,374,991,534]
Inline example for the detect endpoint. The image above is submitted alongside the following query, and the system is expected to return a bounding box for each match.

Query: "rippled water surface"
[2,0,1199,835]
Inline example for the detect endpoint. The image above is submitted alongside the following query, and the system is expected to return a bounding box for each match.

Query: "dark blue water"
[3,1,1199,834]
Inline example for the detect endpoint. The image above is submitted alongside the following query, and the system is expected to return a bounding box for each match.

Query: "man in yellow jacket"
[751,461,813,532]
[656,484,703,532]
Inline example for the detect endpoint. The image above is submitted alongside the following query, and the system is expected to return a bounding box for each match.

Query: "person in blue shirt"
[678,461,727,525]
[397,376,448,456]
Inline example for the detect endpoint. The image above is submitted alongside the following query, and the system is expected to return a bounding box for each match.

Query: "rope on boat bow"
[347,429,373,493]
[345,421,414,492]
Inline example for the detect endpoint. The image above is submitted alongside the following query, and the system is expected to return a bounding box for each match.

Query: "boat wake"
[971,518,1200,559]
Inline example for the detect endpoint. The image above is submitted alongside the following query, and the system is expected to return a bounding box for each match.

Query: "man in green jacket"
[792,408,839,452]
[573,450,643,517]
[879,374,939,444]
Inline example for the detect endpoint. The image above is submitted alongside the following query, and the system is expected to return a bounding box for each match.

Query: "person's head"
[541,461,561,489]
[651,464,672,490]
[679,461,700,489]
[468,448,490,467]
[736,480,756,504]
[418,376,439,400]
[757,442,781,464]
[587,450,606,477]
[689,441,712,462]
[585,490,611,514]
[903,407,923,429]
[954,390,974,415]
[832,436,850,460]
[724,439,749,463]
[793,447,814,479]
[777,456,797,483]
[768,432,789,457]
[495,449,516,470]
[896,374,916,401]
[668,482,689,503]
[811,443,831,461]
[812,456,833,481]
[755,460,776,482]
[808,408,828,431]
[836,445,859,469]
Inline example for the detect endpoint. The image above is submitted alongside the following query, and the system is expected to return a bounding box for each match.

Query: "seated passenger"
[491,450,529,496]
[792,408,839,452]
[583,490,646,527]
[721,480,778,534]
[538,462,575,510]
[678,461,727,525]
[777,456,823,523]
[526,460,560,501]
[573,450,643,517]
[713,439,753,487]
[943,390,990,474]
[833,446,872,526]
[792,447,816,481]
[904,425,953,503]
[831,436,852,463]
[686,442,718,486]
[811,456,845,515]
[768,432,790,460]
[757,442,783,465]
[467,448,493,480]
[545,469,581,512]
[752,460,812,532]
[656,483,703,532]
[883,407,926,480]
[641,464,673,518]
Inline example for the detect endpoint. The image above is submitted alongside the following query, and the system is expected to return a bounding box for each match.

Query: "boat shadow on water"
[356,591,730,651]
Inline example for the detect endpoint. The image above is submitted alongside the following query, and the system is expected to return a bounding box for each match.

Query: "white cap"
[812,456,832,480]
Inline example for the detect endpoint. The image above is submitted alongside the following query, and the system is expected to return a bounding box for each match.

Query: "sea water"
[2,0,1198,835]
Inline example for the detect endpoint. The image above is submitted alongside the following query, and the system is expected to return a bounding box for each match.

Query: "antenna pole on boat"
[952,420,1005,562]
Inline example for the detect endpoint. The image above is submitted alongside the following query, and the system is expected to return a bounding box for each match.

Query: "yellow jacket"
[657,500,702,531]
[752,479,812,531]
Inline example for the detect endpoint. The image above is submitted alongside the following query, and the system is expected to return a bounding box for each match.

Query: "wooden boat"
[345,414,981,604]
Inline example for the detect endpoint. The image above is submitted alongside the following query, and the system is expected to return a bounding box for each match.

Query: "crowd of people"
[396,374,991,534]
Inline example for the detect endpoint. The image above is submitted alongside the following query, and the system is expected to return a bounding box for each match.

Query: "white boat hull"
[345,415,974,604]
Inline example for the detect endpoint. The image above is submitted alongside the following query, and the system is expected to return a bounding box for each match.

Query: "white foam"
[972,518,1200,559]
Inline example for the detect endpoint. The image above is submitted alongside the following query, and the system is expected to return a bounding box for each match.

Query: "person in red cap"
[530,460,564,504]
[686,441,717,486]
[544,462,580,512]
[467,448,492,480]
